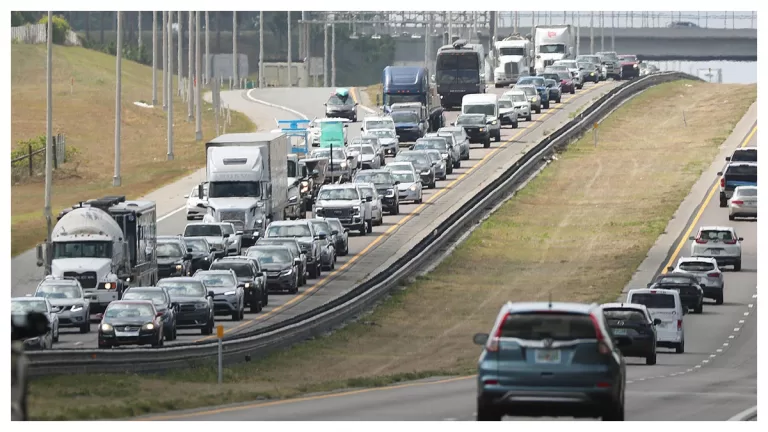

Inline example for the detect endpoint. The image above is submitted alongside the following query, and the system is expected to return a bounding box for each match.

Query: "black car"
[324,218,349,256]
[247,246,300,294]
[98,300,165,348]
[121,286,179,341]
[455,114,491,148]
[209,256,267,313]
[352,169,401,215]
[324,92,358,122]
[647,273,704,313]
[156,236,193,279]
[184,237,215,273]
[602,303,660,365]
[254,238,308,285]
[156,277,215,335]
[394,150,437,189]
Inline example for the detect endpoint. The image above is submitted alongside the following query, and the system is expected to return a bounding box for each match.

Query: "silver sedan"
[728,185,757,220]
[425,149,447,180]
[391,170,423,204]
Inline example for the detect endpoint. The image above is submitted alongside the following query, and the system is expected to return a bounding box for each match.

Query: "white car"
[627,288,686,353]
[350,144,381,170]
[728,185,757,220]
[391,170,423,204]
[361,116,396,135]
[185,182,208,220]
[502,90,533,121]
[689,226,743,271]
[355,182,384,226]
[668,257,725,305]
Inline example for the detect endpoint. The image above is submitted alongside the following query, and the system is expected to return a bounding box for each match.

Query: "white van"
[627,288,686,353]
[461,93,501,142]
[361,116,396,135]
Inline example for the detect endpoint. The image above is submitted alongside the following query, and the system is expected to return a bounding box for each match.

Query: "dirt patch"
[363,83,383,107]
[11,45,254,256]
[27,80,757,420]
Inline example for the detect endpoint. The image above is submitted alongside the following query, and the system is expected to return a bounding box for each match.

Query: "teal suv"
[473,302,627,421]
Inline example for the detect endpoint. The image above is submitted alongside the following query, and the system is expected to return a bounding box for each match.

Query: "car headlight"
[353,206,361,215]
[633,64,639,68]
[224,290,236,296]
[441,153,448,159]
[490,120,497,125]
[421,169,431,175]
[386,189,395,197]
[300,181,310,193]
[280,268,294,276]
[143,323,155,330]
[100,323,113,332]
[340,161,347,168]
[314,206,323,213]
[409,184,418,191]
[71,304,84,312]
[590,72,595,76]
[244,282,251,288]
[479,128,485,132]
[194,302,208,309]
[531,97,537,101]
[175,264,183,270]
[103,282,114,289]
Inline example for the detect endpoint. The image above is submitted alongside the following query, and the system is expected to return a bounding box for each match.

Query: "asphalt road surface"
[36,80,620,349]
[138,107,758,421]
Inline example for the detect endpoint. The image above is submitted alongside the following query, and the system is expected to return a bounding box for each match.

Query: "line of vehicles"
[472,146,756,421]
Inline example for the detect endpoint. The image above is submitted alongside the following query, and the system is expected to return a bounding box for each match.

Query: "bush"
[11,135,78,173]
[38,15,71,45]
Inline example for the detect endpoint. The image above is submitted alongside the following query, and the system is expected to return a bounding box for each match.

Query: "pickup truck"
[718,162,757,207]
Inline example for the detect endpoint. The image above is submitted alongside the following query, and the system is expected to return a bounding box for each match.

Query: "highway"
[139,106,758,421]
[31,80,619,349]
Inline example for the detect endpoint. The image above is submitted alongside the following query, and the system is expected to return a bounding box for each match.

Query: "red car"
[618,54,640,79]
[556,71,576,94]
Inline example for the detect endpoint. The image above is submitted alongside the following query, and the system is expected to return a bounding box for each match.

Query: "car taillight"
[590,313,611,355]
[731,200,743,205]
[486,312,509,352]
[720,177,725,188]
[483,379,499,385]
[724,238,737,244]
[598,342,611,355]
[707,272,720,277]
[695,237,708,244]
[677,320,682,330]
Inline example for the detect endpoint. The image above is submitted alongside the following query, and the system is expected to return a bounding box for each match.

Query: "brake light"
[707,272,720,277]
[677,320,682,330]
[486,312,509,352]
[596,382,612,388]
[720,177,725,188]
[483,379,499,385]
[695,237,708,244]
[724,238,737,244]
[731,200,743,205]
[590,313,612,355]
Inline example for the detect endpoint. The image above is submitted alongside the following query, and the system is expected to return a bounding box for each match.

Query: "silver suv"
[595,51,621,79]
[689,226,743,271]
[313,184,373,236]
[668,257,725,305]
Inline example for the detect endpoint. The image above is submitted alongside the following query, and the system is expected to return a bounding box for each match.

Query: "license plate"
[535,349,561,364]
[612,328,628,336]
[333,210,342,215]
[710,249,721,255]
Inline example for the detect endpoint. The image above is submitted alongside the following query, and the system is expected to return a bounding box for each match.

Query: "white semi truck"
[35,196,158,312]
[199,132,291,249]
[493,34,532,87]
[533,25,575,75]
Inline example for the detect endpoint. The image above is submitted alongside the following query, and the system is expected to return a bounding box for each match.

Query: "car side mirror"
[344,228,349,233]
[223,233,230,238]
[197,203,207,208]
[347,155,356,161]
[716,171,723,176]
[35,243,44,267]
[184,194,189,198]
[725,156,731,161]
[431,161,437,166]
[653,318,662,326]
[323,103,327,106]
[473,333,489,345]
[360,127,364,131]
[156,312,164,318]
[332,230,339,235]
[317,233,327,240]
[255,271,264,278]
[394,181,400,185]
[688,236,695,241]
[667,266,675,271]
[354,103,359,107]
[646,283,652,288]
[184,253,193,260]
[294,258,302,265]
[450,122,456,126]
[738,237,744,241]
[208,290,215,298]
[366,196,373,202]
[236,230,244,236]
[210,247,216,252]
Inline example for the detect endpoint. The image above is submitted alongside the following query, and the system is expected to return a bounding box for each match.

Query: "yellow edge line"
[195,82,607,342]
[660,124,757,275]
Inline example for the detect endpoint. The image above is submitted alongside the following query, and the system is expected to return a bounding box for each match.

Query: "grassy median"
[11,45,254,256]
[28,80,756,420]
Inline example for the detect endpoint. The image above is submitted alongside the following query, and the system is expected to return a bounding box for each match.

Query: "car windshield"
[735,187,757,197]
[190,184,208,198]
[518,77,544,86]
[576,56,599,63]
[498,99,513,108]
[498,313,597,341]
[414,140,446,151]
[463,103,495,116]
[603,309,647,322]
[197,273,236,287]
[505,93,527,102]
[158,281,206,297]
[309,221,332,235]
[11,300,47,314]
[313,149,347,160]
[360,137,378,146]
[360,145,375,155]
[123,290,166,306]
[36,284,81,299]
[266,224,312,238]
[557,72,571,80]
[365,120,394,130]
[327,94,353,106]
[185,225,222,237]
[256,239,299,253]
[248,248,292,264]
[396,153,429,165]
[355,172,393,184]
[457,115,485,126]
[630,293,675,309]
[678,262,715,272]
[619,55,637,62]
[326,219,343,232]
[540,74,559,81]
[598,52,619,60]
[426,152,441,162]
[105,303,154,318]
[317,188,360,201]
[577,62,594,70]
[387,163,414,172]
[185,239,208,252]
[392,171,416,183]
[369,129,395,138]
[519,87,536,97]
[555,61,577,68]
[210,262,254,277]
[700,230,734,241]
[157,242,183,258]
[544,80,557,87]
[730,149,757,162]
[656,276,696,285]
[391,111,419,123]
[220,225,235,235]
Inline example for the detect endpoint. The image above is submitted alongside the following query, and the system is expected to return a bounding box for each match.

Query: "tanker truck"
[35,195,158,313]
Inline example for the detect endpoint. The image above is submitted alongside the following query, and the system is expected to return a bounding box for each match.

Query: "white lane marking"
[743,312,749,316]
[710,354,717,358]
[158,205,186,223]
[702,360,709,363]
[627,380,634,384]
[734,327,740,332]
[723,342,729,346]
[729,335,735,339]
[245,89,310,120]
[748,303,754,308]
[739,319,745,324]
[695,365,702,368]
[752,294,757,298]
[716,349,723,353]
[443,418,457,421]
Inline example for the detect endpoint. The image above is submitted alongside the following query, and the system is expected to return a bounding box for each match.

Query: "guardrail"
[728,405,757,421]
[27,71,701,376]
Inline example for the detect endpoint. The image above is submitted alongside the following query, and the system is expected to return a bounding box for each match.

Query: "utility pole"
[114,11,123,187]
[259,11,264,88]
[167,11,174,161]
[188,11,194,121]
[195,10,202,141]
[448,11,452,44]
[177,11,182,93]
[232,11,238,87]
[287,11,292,87]
[323,18,328,87]
[152,11,157,106]
[600,11,604,52]
[162,11,167,110]
[590,12,594,54]
[205,12,210,84]
[611,11,615,51]
[138,12,142,50]
[44,10,54,251]
[331,16,336,87]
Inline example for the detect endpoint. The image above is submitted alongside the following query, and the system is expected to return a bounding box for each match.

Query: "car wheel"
[392,204,399,216]
[263,289,269,306]
[646,352,657,365]
[535,107,541,114]
[484,139,490,148]
[556,97,561,103]
[454,159,460,168]
[675,340,685,354]
[512,121,518,129]
[494,132,501,142]
[202,319,213,335]
[446,164,453,175]
[416,196,423,204]
[694,302,703,314]
[602,400,625,421]
[430,180,436,189]
[476,402,502,421]
[543,101,550,109]
[728,214,735,221]
[716,293,724,305]
[250,298,261,313]
[53,326,59,343]
[231,308,241,321]
[719,197,728,208]
[79,321,90,334]
[172,325,177,341]
[734,260,742,271]
[289,279,299,294]
[526,114,532,121]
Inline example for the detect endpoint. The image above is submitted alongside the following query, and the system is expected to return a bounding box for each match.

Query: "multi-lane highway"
[138,104,758,421]
[28,80,619,349]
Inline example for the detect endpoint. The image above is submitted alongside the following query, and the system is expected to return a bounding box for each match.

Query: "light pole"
[188,11,194,121]
[205,11,210,84]
[177,11,182,93]
[44,11,54,247]
[323,19,328,87]
[331,16,336,87]
[167,11,174,161]
[287,11,292,87]
[114,11,123,187]
[195,10,202,141]
[259,11,264,88]
[162,11,167,110]
[232,11,238,87]
[152,11,157,106]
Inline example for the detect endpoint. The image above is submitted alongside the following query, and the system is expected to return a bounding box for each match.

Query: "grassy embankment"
[29,80,756,420]
[11,44,254,256]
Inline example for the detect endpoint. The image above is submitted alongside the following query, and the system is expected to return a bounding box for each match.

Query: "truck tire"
[719,193,728,208]
[79,320,90,334]
[535,106,541,114]
[484,138,491,148]
[359,225,367,236]
[543,100,550,109]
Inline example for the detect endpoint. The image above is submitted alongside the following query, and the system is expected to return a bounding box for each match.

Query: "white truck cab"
[627,288,686,353]
[493,35,532,88]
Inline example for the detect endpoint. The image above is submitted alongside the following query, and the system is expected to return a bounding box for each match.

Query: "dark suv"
[209,257,267,313]
[473,302,627,421]
[455,114,491,148]
[156,236,193,279]
[647,272,704,314]
[352,169,400,215]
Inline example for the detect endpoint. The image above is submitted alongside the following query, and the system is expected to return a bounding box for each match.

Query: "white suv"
[689,226,743,271]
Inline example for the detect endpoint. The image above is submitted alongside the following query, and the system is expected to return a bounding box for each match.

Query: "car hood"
[359,154,376,161]
[396,182,417,191]
[46,298,86,308]
[158,257,184,265]
[317,199,363,208]
[208,286,237,295]
[499,107,517,116]
[103,317,154,327]
[327,105,353,111]
[378,138,398,146]
[171,296,207,304]
[395,122,419,128]
[260,262,292,272]
[513,101,530,107]
[188,236,226,247]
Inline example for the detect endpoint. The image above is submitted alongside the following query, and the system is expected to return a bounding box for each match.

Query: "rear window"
[499,313,597,341]
[726,165,757,176]
[731,149,757,162]
[735,188,757,197]
[678,262,715,272]
[629,293,676,309]
[603,309,647,322]
[656,276,697,284]
[699,230,734,241]
[209,262,253,277]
